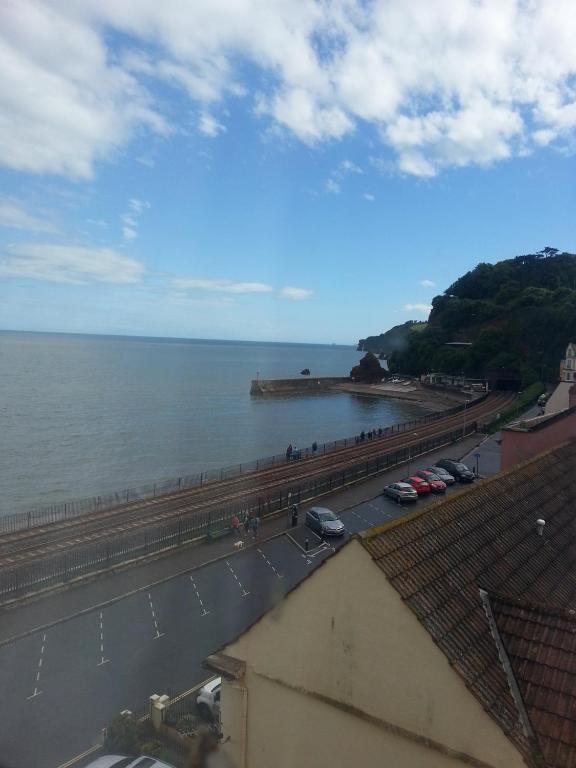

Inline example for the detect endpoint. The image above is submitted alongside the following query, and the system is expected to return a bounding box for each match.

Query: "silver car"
[306,507,345,536]
[426,466,456,485]
[383,482,419,503]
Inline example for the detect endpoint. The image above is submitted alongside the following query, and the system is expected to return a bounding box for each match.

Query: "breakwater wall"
[250,376,350,395]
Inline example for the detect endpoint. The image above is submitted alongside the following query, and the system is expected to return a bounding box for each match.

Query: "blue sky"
[1,1,575,344]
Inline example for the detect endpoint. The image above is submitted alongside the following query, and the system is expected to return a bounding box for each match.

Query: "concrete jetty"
[250,376,350,395]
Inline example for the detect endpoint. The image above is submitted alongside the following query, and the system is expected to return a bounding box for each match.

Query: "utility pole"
[462,400,469,439]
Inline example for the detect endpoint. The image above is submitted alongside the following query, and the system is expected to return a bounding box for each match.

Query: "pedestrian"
[286,443,293,461]
[291,504,299,528]
[243,512,250,537]
[231,514,240,537]
[378,427,382,437]
[252,514,260,539]
[312,441,318,453]
[360,430,365,441]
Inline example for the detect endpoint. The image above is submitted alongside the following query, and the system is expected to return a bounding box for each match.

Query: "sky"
[0,0,575,345]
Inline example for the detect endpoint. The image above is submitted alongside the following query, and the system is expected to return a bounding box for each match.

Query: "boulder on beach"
[300,368,310,375]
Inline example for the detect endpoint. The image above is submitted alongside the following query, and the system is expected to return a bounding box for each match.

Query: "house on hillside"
[207,440,576,768]
[560,342,576,382]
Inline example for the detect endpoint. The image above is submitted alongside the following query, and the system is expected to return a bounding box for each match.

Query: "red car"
[403,476,431,495]
[415,470,447,494]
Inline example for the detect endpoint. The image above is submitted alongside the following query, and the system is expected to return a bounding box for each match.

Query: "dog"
[233,539,244,550]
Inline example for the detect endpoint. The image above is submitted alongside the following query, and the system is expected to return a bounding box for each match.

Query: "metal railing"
[0,394,487,535]
[0,422,477,602]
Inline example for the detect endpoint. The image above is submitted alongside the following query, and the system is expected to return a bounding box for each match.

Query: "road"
[0,435,501,768]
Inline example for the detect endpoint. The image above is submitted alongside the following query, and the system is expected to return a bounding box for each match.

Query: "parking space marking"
[97,611,109,666]
[350,509,372,526]
[257,548,284,579]
[189,576,210,616]
[27,633,46,700]
[225,560,250,597]
[147,592,164,639]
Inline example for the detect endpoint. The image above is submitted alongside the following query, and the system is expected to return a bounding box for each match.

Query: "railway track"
[0,391,514,568]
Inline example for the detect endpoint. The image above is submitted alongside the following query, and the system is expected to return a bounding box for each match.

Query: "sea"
[0,331,426,517]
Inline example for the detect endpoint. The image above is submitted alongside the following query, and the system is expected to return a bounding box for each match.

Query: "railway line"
[0,391,514,569]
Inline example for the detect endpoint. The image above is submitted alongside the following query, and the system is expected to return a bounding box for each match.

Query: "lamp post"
[407,433,418,476]
[462,399,470,439]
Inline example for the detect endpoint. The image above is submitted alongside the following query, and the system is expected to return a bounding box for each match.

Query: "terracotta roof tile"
[361,439,576,766]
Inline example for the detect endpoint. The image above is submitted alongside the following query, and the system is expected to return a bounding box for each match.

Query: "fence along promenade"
[0,420,479,603]
[0,395,484,536]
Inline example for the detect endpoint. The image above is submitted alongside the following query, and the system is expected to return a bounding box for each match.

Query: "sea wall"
[250,376,350,396]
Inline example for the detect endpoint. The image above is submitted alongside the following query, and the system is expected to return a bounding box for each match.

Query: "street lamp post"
[462,399,470,439]
[407,433,418,476]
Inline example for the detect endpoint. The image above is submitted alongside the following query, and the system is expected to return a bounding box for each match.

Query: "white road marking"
[27,633,47,699]
[189,576,210,616]
[257,548,284,579]
[147,592,164,639]
[225,560,250,597]
[97,611,109,666]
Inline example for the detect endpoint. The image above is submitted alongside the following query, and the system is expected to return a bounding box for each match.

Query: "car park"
[85,757,176,768]
[414,470,447,493]
[306,507,345,536]
[435,458,475,483]
[403,476,431,495]
[426,466,456,485]
[383,482,418,503]
[197,676,221,720]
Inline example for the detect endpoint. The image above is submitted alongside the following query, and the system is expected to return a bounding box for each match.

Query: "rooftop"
[360,439,576,767]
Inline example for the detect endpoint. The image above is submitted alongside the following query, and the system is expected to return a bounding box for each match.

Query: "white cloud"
[0,243,144,284]
[171,278,273,294]
[404,303,432,316]
[325,179,341,194]
[0,197,56,233]
[3,1,576,178]
[121,198,150,241]
[420,279,436,287]
[363,193,375,202]
[198,112,226,137]
[280,286,313,301]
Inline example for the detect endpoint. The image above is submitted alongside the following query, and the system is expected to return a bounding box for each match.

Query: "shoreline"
[336,381,477,411]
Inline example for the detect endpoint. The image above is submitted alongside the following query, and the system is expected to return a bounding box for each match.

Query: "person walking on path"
[243,512,250,537]
[286,443,293,461]
[231,514,240,538]
[252,514,260,539]
[291,504,299,528]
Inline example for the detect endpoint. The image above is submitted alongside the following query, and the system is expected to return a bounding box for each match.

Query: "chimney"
[536,519,546,536]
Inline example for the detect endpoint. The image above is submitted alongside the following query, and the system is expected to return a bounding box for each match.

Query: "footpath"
[0,432,497,644]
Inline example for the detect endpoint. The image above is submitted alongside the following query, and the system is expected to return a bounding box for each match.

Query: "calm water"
[0,332,425,516]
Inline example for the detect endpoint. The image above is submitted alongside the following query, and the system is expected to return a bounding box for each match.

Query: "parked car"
[197,676,221,720]
[426,466,456,485]
[383,482,418,503]
[435,458,475,483]
[414,470,447,493]
[85,757,176,768]
[403,476,431,495]
[305,506,345,536]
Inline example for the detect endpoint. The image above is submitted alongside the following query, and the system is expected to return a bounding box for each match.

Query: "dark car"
[383,482,418,503]
[305,506,345,536]
[415,470,447,493]
[435,458,475,483]
[426,466,456,485]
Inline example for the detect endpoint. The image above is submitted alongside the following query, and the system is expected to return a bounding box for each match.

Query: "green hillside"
[358,320,427,355]
[386,249,576,385]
